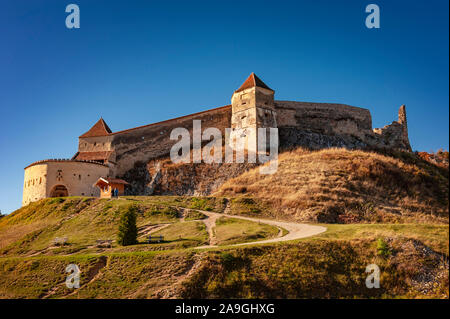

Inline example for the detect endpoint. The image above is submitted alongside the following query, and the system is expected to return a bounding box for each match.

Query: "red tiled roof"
[106,178,129,184]
[74,151,112,161]
[235,73,273,93]
[80,118,112,138]
[94,177,129,187]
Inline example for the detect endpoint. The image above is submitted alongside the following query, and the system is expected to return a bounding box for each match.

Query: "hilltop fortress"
[22,73,411,206]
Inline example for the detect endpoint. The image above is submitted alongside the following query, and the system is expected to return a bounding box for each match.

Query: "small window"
[79,175,81,180]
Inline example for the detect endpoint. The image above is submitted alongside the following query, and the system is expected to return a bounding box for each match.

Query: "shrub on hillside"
[377,238,390,257]
[190,198,213,211]
[117,205,138,246]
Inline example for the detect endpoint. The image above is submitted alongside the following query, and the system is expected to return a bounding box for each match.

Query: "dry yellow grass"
[215,148,449,224]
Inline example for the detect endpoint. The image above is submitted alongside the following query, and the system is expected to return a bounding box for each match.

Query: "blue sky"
[0,0,448,214]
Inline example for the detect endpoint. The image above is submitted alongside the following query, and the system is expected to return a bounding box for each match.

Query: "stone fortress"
[22,73,411,206]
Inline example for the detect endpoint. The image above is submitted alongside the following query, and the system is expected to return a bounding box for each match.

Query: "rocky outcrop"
[148,159,258,196]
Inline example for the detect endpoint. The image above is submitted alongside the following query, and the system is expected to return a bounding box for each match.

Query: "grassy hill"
[0,196,281,258]
[0,222,447,298]
[215,148,449,224]
[0,148,448,299]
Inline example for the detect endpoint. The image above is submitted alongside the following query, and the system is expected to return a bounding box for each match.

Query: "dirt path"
[195,210,326,249]
[201,213,220,246]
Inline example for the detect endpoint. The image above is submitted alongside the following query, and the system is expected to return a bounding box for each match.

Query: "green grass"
[309,223,449,255]
[0,250,190,299]
[152,221,209,247]
[0,198,182,257]
[184,210,207,221]
[214,217,279,246]
[0,195,448,299]
[1,233,447,299]
[180,237,449,299]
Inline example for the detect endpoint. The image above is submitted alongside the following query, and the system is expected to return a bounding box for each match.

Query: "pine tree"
[117,205,138,246]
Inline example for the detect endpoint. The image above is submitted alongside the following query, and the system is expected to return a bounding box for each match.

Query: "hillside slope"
[0,227,448,299]
[0,196,280,257]
[215,148,449,224]
[0,196,448,298]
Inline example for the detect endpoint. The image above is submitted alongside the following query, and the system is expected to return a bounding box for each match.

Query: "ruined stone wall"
[373,105,412,151]
[275,101,372,135]
[111,105,232,176]
[275,101,411,151]
[22,160,109,206]
[275,101,374,149]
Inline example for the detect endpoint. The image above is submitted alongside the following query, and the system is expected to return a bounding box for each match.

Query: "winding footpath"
[194,210,327,249]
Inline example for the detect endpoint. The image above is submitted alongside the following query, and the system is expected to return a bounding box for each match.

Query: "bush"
[117,205,138,246]
[184,210,207,221]
[190,198,212,211]
[377,238,390,257]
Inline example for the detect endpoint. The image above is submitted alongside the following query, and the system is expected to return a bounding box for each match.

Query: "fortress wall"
[23,163,48,206]
[275,101,411,151]
[112,106,232,176]
[274,101,375,150]
[44,161,109,198]
[22,161,109,206]
[275,101,373,137]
